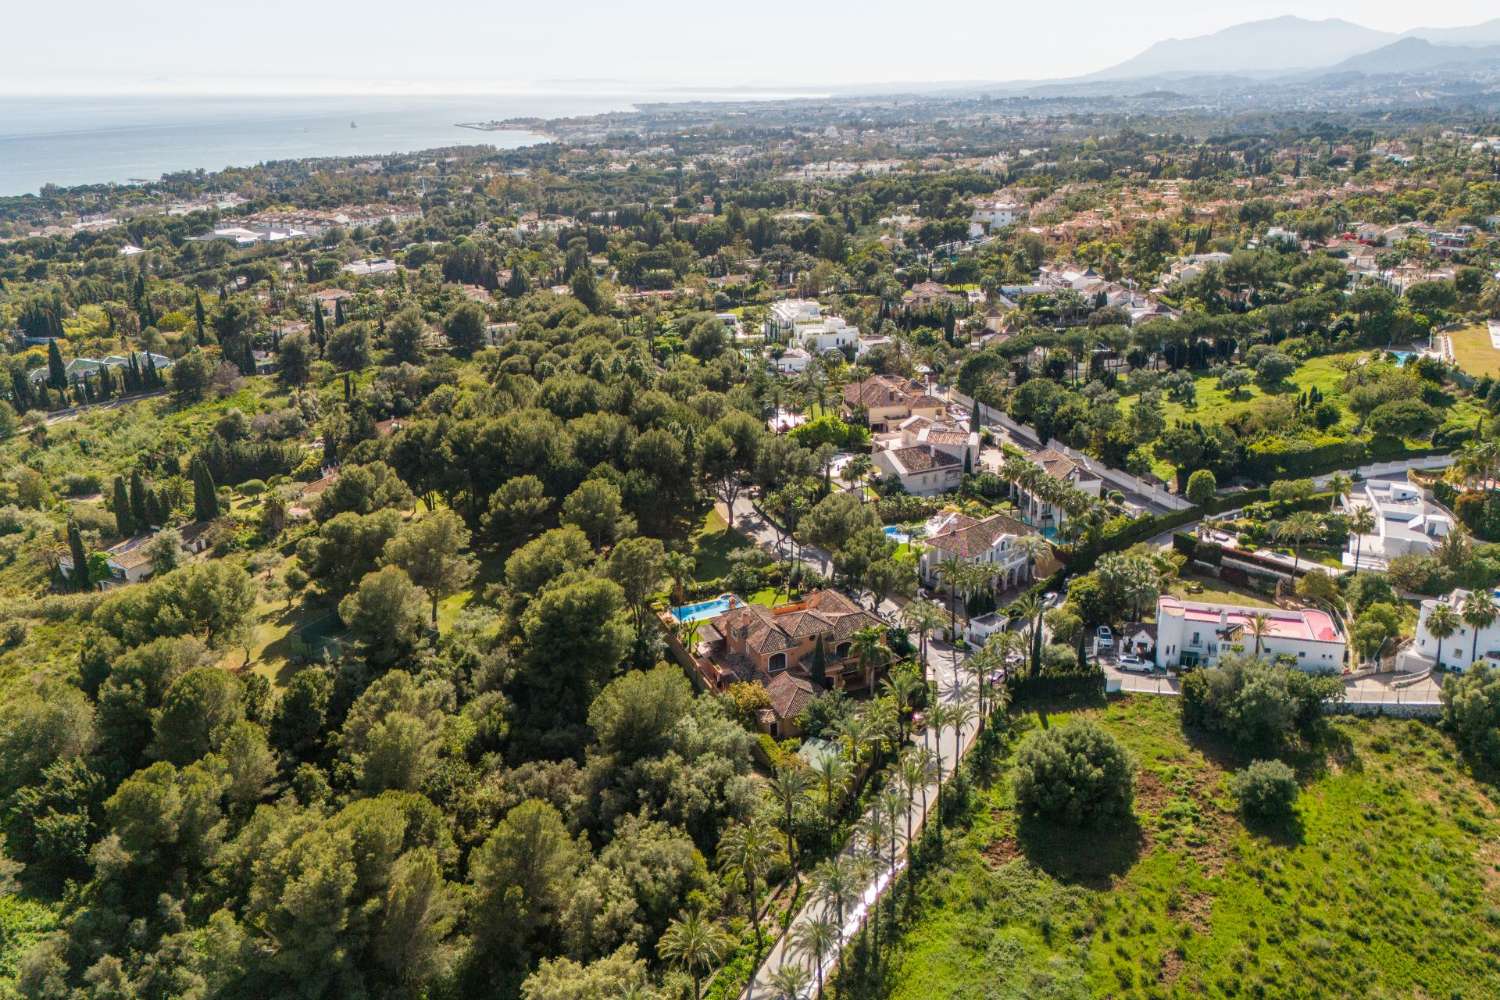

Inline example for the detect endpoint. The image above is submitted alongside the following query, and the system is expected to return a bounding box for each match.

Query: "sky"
[3,0,1499,95]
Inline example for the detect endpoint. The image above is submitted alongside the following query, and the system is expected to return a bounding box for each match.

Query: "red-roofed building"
[1154,596,1345,674]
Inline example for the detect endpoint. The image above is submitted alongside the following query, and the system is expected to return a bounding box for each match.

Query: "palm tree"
[811,855,863,940]
[664,551,695,606]
[902,599,945,685]
[769,765,813,890]
[717,817,778,948]
[1014,533,1051,586]
[938,556,964,640]
[1463,589,1497,668]
[1426,602,1460,671]
[951,561,996,644]
[850,624,890,690]
[1009,591,1046,678]
[1247,612,1273,659]
[1348,504,1377,572]
[768,964,812,1000]
[659,908,731,1000]
[946,699,977,774]
[808,750,852,826]
[1327,472,1352,510]
[923,701,952,845]
[880,667,923,745]
[1273,511,1322,575]
[790,915,838,997]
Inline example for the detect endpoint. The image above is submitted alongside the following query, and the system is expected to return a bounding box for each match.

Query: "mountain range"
[1084,14,1500,83]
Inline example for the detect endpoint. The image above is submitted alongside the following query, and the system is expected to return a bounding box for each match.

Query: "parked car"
[1118,653,1152,673]
[1095,625,1114,648]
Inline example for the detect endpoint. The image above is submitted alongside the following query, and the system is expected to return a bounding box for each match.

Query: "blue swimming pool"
[671,593,741,623]
[1390,351,1416,365]
[883,525,911,545]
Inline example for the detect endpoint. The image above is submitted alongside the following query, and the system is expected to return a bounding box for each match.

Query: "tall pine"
[192,458,219,522]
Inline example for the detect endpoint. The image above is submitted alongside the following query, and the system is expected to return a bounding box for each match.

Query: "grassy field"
[691,508,755,582]
[1123,350,1481,482]
[876,694,1500,1000]
[1167,573,1279,609]
[1450,324,1500,378]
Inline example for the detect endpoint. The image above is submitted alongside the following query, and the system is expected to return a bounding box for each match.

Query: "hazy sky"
[4,0,1498,95]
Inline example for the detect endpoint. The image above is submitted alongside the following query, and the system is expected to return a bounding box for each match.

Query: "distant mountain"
[1331,37,1500,76]
[1087,16,1395,80]
[1405,18,1500,47]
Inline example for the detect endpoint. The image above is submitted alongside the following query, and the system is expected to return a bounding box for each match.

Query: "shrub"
[1185,469,1217,505]
[1441,664,1500,769]
[1013,720,1133,827]
[1231,759,1299,819]
[1181,654,1343,754]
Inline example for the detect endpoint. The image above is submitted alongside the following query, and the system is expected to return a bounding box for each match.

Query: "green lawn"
[691,508,754,582]
[876,695,1500,1000]
[1167,574,1279,609]
[1450,324,1500,378]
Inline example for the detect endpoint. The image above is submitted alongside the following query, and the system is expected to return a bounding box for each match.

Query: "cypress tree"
[194,291,207,345]
[811,635,829,690]
[192,458,219,522]
[66,520,89,591]
[112,476,134,536]
[241,340,256,377]
[334,298,345,327]
[146,489,165,528]
[129,470,150,528]
[47,339,66,390]
[10,371,31,412]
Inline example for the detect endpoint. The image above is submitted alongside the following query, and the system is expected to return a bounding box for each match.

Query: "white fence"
[951,389,1191,514]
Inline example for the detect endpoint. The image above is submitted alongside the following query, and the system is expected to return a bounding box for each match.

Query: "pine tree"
[192,458,219,522]
[46,339,67,390]
[66,520,89,591]
[112,476,134,537]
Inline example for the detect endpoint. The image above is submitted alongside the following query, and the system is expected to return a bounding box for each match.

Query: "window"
[768,652,786,673]
[836,642,852,659]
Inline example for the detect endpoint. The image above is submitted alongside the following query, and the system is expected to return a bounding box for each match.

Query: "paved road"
[44,390,165,425]
[1101,662,1442,707]
[720,496,832,579]
[740,638,982,999]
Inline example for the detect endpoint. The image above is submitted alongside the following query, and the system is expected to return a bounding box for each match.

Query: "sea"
[0,93,661,197]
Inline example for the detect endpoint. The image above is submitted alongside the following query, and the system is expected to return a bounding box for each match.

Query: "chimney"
[1219,609,1229,627]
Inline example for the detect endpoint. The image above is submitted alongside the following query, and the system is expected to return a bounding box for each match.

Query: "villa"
[1010,447,1103,537]
[686,590,888,734]
[872,418,979,495]
[1154,597,1346,674]
[843,375,946,433]
[28,351,173,386]
[763,299,859,355]
[1341,478,1452,571]
[917,511,1039,592]
[1406,588,1500,673]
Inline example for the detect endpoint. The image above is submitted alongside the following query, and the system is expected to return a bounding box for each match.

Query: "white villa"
[1011,448,1103,538]
[969,198,1023,232]
[1406,589,1500,673]
[763,299,858,354]
[1341,479,1452,571]
[917,511,1040,592]
[1154,597,1346,674]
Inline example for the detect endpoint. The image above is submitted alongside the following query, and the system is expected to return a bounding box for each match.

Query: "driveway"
[740,637,983,999]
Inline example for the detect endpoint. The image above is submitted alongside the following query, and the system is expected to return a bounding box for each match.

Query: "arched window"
[836,642,852,660]
[768,652,787,673]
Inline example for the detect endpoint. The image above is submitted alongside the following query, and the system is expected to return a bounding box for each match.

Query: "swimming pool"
[1390,351,1416,365]
[883,525,912,544]
[671,593,741,623]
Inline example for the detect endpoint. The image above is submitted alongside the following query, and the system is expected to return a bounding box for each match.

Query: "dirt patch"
[1176,890,1213,933]
[1136,769,1169,814]
[1158,947,1185,986]
[982,837,1020,868]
